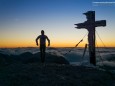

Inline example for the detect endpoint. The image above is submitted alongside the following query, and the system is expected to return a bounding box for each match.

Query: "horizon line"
[0,46,115,49]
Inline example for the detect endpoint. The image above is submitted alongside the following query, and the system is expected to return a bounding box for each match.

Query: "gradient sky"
[0,0,115,48]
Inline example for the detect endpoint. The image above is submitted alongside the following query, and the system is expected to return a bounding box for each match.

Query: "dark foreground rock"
[0,52,69,65]
[0,52,115,86]
[0,63,115,86]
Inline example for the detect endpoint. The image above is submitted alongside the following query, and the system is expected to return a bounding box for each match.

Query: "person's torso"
[39,35,47,45]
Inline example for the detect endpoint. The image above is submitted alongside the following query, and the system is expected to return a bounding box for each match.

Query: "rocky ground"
[0,52,115,86]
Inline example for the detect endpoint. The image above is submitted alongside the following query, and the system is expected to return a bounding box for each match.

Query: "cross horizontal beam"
[75,20,106,29]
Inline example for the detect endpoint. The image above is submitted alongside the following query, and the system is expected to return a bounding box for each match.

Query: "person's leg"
[42,45,46,63]
[40,46,43,63]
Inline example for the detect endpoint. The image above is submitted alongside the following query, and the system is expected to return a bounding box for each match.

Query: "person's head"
[41,30,44,35]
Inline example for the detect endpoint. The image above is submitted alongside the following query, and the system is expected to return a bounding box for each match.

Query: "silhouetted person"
[36,30,50,63]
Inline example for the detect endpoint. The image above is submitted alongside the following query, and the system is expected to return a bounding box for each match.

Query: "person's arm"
[36,36,40,46]
[46,36,50,46]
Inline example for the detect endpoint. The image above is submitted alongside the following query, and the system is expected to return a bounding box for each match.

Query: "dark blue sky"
[0,0,115,47]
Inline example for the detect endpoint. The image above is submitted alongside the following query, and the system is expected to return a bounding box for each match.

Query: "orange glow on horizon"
[0,41,115,48]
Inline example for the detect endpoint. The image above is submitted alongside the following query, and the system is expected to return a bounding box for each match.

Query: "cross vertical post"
[74,11,106,66]
[85,11,96,65]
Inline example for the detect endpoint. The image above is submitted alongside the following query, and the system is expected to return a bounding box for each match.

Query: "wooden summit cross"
[74,11,106,65]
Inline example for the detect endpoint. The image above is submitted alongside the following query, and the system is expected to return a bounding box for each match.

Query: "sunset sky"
[0,0,115,48]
